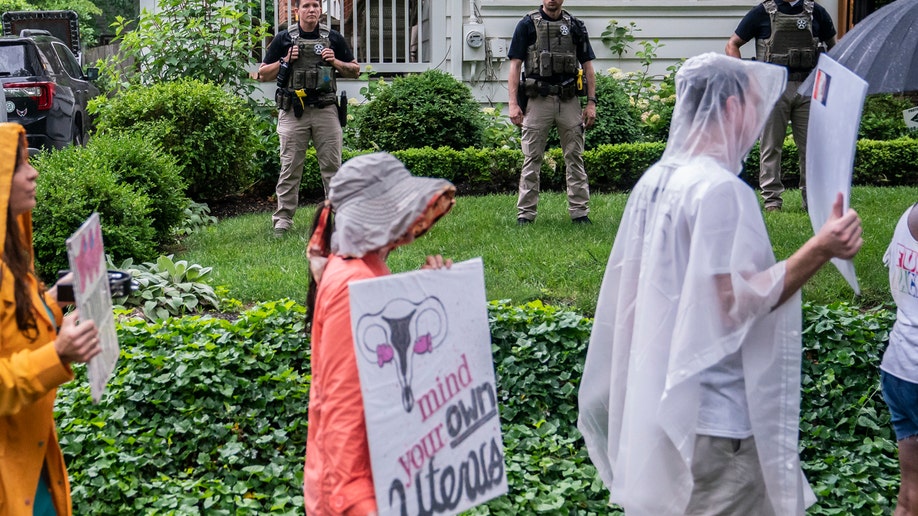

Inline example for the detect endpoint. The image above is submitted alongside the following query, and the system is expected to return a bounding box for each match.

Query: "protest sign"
[905,106,918,130]
[806,54,868,294]
[66,212,119,403]
[349,258,507,515]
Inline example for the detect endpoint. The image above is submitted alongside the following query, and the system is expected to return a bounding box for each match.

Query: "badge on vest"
[559,25,570,36]
[314,43,325,55]
[796,19,809,29]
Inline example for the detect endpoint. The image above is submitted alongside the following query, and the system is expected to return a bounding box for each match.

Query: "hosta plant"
[109,255,220,320]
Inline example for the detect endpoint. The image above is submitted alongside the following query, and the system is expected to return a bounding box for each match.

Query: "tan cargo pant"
[685,435,774,515]
[759,80,809,209]
[517,95,589,221]
[274,103,341,230]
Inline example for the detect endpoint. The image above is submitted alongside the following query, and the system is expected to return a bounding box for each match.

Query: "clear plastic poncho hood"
[663,53,787,173]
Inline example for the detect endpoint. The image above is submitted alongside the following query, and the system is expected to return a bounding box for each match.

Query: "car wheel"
[71,120,86,147]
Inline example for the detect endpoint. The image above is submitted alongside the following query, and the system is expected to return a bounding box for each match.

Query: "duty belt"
[524,78,579,99]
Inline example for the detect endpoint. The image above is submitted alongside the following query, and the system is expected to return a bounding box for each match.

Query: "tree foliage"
[103,0,267,97]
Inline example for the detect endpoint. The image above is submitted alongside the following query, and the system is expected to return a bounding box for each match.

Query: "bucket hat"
[328,152,455,257]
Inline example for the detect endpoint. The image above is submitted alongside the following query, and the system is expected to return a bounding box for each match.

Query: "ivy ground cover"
[56,300,899,514]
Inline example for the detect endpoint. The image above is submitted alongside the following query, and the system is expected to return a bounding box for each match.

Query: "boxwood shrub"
[311,137,917,199]
[355,69,486,151]
[55,300,901,514]
[32,151,157,282]
[39,132,188,246]
[90,78,260,201]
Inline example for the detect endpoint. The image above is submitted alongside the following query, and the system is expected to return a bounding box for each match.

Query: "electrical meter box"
[463,23,486,61]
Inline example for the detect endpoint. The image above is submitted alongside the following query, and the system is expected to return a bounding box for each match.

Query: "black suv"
[0,28,99,152]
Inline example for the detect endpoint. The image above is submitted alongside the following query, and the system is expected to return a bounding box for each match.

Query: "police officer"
[257,0,359,237]
[508,0,597,225]
[726,0,836,212]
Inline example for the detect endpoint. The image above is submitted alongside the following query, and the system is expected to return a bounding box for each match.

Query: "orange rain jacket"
[0,123,72,516]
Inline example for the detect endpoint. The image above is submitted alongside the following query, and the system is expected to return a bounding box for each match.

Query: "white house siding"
[464,0,839,105]
[136,0,839,104]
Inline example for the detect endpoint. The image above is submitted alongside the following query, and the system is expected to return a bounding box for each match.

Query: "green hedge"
[32,152,158,282]
[56,300,899,514]
[91,78,260,201]
[288,137,918,198]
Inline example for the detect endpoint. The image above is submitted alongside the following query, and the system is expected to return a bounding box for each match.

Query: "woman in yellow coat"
[0,123,101,516]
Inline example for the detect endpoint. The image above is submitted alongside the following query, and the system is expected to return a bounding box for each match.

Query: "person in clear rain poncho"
[577,53,863,515]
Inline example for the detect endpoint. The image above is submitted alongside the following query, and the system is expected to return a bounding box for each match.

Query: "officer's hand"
[287,45,299,62]
[583,103,596,129]
[321,47,335,64]
[509,104,523,127]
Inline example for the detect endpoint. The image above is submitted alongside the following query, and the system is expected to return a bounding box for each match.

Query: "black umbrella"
[799,0,918,95]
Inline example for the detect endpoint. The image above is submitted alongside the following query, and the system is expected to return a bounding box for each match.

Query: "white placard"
[806,54,869,294]
[905,106,918,130]
[66,213,119,403]
[349,258,507,516]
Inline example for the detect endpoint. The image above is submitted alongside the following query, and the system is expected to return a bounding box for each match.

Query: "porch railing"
[266,0,437,73]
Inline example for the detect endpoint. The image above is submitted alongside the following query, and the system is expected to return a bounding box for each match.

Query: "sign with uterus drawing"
[349,257,507,515]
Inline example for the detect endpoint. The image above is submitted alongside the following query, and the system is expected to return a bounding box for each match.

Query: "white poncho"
[578,53,817,515]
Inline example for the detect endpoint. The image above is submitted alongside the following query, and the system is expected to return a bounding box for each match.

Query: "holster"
[337,90,348,127]
[293,89,308,118]
[517,73,529,115]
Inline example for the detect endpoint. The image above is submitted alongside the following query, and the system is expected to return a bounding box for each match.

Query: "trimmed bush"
[859,94,915,141]
[32,152,156,282]
[586,73,642,149]
[321,137,917,196]
[355,69,485,151]
[741,136,918,190]
[41,133,188,245]
[854,137,918,186]
[91,78,260,201]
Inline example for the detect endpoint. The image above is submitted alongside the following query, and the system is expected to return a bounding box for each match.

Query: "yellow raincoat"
[0,123,72,515]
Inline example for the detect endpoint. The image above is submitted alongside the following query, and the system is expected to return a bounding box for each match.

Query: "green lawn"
[177,186,918,315]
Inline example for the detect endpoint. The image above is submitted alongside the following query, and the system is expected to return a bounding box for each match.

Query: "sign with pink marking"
[349,258,507,516]
[66,213,119,403]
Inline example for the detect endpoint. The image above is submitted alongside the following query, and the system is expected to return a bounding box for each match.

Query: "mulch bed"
[206,181,329,220]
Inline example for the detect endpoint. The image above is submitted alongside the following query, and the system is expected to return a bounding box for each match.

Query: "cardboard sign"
[349,258,507,515]
[806,54,868,294]
[66,213,119,403]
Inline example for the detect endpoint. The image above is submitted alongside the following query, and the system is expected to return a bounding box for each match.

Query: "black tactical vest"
[755,0,820,78]
[287,25,337,104]
[524,9,579,81]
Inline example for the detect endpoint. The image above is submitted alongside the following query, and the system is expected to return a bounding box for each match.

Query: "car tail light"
[3,81,55,111]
